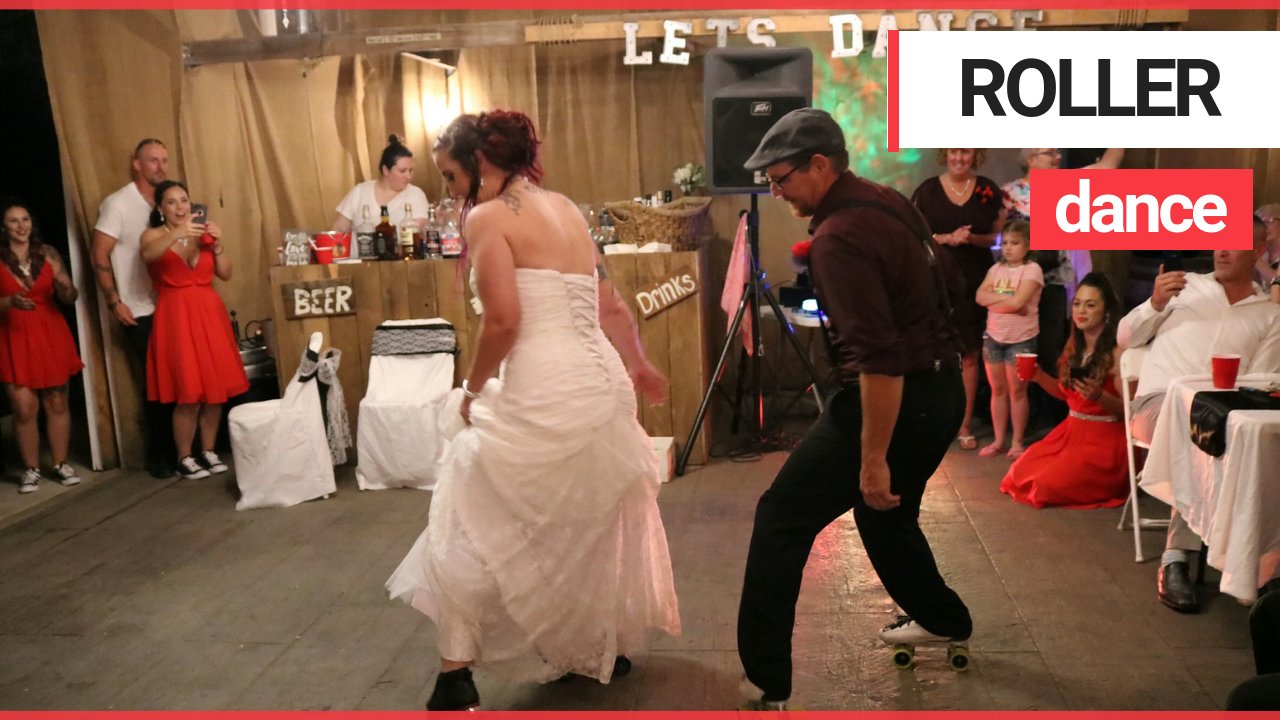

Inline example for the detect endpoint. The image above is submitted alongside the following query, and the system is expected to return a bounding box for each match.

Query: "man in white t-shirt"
[91,138,174,478]
[1119,233,1280,613]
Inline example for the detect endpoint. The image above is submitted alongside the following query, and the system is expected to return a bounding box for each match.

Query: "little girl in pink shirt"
[976,221,1043,459]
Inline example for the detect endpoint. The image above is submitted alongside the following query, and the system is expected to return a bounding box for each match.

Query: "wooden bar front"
[268,252,710,466]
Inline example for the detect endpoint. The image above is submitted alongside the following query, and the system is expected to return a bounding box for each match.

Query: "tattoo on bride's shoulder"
[501,191,523,215]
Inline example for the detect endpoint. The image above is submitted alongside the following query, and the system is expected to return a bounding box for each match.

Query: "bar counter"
[268,252,710,466]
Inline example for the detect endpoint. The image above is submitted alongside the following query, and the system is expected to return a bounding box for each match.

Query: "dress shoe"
[1158,561,1200,613]
[426,667,480,711]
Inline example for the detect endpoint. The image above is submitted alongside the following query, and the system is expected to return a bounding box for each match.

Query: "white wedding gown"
[387,267,680,683]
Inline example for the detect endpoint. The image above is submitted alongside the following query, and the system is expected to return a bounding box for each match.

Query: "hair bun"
[387,134,403,146]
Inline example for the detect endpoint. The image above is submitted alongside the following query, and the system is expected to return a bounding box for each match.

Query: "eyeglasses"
[767,162,811,188]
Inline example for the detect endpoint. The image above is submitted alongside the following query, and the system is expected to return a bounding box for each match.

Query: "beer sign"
[283,278,356,319]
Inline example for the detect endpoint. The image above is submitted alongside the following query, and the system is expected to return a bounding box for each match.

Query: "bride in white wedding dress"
[386,110,680,710]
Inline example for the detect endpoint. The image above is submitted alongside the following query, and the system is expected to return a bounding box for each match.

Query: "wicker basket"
[605,196,712,250]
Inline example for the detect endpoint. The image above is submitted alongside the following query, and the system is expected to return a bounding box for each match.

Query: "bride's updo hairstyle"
[435,109,544,209]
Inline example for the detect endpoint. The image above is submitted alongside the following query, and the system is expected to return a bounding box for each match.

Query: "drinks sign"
[635,265,698,319]
[283,278,356,319]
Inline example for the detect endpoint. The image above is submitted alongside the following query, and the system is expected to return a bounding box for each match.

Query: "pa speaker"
[704,47,813,194]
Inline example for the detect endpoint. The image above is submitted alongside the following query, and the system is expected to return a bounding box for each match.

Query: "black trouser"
[122,314,175,469]
[737,361,972,701]
[1227,592,1280,710]
[1030,284,1068,431]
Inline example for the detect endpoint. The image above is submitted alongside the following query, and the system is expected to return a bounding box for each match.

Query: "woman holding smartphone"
[140,181,248,480]
[1000,273,1129,509]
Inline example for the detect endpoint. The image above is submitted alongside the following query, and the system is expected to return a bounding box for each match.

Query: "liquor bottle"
[355,205,376,260]
[424,206,442,258]
[399,203,417,260]
[439,200,463,258]
[375,205,397,260]
[663,190,673,204]
[597,208,615,247]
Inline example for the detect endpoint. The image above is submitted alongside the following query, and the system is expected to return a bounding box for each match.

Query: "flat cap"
[744,108,845,171]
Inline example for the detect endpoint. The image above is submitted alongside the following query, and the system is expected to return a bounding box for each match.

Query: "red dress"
[1000,378,1129,509]
[0,261,84,389]
[146,246,248,404]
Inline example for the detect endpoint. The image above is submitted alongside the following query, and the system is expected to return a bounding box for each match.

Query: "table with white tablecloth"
[1140,373,1280,603]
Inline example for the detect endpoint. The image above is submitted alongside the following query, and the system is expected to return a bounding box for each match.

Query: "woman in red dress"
[140,181,247,480]
[0,198,84,494]
[1001,273,1129,509]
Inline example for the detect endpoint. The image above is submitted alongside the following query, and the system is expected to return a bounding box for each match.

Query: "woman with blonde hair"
[912,148,1004,450]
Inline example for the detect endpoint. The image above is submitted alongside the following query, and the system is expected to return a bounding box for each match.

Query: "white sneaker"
[177,456,210,480]
[738,675,790,711]
[52,462,82,487]
[879,616,953,645]
[198,450,228,474]
[18,468,41,494]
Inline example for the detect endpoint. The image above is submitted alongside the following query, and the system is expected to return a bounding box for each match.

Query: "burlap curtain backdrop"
[35,10,721,469]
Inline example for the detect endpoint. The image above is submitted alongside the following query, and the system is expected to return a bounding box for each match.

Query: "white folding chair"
[355,319,457,491]
[230,331,347,510]
[1118,345,1170,561]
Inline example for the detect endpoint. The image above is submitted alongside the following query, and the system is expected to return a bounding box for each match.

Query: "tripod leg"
[676,287,752,476]
[762,287,827,414]
[730,347,748,435]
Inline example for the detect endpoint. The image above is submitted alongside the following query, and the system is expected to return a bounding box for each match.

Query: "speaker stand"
[675,194,826,477]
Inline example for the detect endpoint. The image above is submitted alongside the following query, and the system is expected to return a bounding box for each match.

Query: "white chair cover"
[230,333,344,510]
[355,318,456,491]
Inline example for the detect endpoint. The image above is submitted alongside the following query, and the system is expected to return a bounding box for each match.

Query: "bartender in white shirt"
[332,134,430,232]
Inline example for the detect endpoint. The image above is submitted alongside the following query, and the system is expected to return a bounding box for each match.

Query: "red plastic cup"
[1015,352,1038,382]
[1211,353,1241,389]
[314,246,334,265]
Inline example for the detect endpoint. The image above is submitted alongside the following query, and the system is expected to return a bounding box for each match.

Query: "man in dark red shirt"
[736,108,973,710]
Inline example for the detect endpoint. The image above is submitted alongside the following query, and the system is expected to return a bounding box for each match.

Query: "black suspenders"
[809,195,959,376]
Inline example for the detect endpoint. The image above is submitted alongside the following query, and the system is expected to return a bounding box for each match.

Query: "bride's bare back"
[469,177,596,276]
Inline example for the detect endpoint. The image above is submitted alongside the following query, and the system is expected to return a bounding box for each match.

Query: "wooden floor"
[0,443,1255,710]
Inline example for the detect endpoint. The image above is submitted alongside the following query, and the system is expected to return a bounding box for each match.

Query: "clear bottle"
[424,206,442,258]
[439,200,463,258]
[375,205,397,260]
[355,205,376,260]
[399,202,417,260]
[598,208,616,247]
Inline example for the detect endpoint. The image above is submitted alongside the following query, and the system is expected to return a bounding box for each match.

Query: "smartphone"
[1069,366,1089,382]
[1163,251,1184,273]
[191,203,208,225]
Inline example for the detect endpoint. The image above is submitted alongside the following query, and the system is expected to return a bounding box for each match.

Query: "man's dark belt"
[838,354,959,389]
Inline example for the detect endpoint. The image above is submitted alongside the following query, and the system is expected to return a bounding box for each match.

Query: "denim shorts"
[982,334,1037,365]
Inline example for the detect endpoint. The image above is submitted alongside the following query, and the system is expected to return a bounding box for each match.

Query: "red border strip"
[0,709,1263,720]
[887,28,898,153]
[12,1,1280,8]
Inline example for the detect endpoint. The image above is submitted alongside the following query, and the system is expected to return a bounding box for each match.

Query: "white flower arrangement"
[672,162,706,195]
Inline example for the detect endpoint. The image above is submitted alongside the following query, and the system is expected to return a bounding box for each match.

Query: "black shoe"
[554,656,632,683]
[1158,561,1200,613]
[426,667,480,711]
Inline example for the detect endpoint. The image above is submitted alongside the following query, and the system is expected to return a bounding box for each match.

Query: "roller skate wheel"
[891,645,915,669]
[947,645,970,671]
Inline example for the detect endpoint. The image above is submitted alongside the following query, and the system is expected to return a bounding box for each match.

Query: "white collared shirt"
[1119,272,1280,398]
